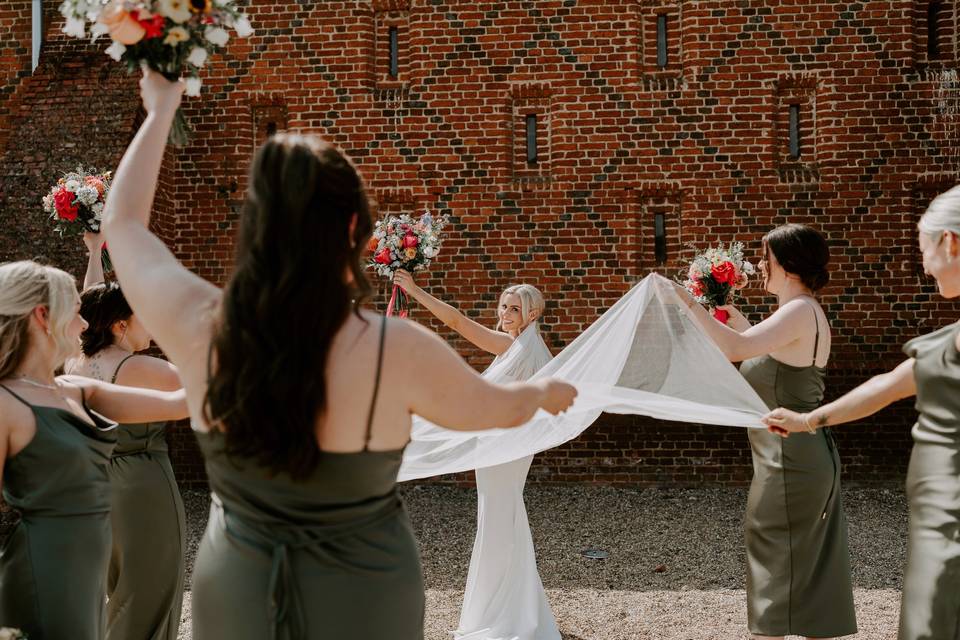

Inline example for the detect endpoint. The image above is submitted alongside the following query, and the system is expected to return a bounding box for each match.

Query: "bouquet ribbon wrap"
[386,285,409,318]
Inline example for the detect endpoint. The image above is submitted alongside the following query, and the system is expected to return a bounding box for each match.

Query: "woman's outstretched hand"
[393,269,419,293]
[537,379,578,415]
[762,407,808,438]
[139,68,184,117]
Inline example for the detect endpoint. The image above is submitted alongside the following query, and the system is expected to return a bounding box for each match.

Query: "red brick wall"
[0,1,35,152]
[3,1,960,487]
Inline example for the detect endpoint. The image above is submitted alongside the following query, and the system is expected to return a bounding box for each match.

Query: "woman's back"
[191,314,425,639]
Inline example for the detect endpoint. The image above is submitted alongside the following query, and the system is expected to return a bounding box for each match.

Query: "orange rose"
[99,0,146,45]
[85,176,106,196]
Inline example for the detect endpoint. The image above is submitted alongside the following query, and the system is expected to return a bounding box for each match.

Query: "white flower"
[158,0,192,24]
[90,21,109,41]
[105,40,126,61]
[92,202,104,215]
[42,194,54,212]
[62,16,86,38]
[234,16,254,38]
[204,27,229,46]
[163,26,189,46]
[187,46,208,67]
[76,186,99,206]
[185,77,202,97]
[65,179,81,192]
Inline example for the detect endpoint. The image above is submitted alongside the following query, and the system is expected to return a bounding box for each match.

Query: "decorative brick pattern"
[1,1,959,489]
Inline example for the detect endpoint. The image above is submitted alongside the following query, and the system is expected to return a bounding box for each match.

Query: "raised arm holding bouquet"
[43,166,113,273]
[368,211,449,317]
[58,0,254,145]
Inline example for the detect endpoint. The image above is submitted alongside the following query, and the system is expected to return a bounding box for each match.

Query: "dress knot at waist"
[211,492,403,640]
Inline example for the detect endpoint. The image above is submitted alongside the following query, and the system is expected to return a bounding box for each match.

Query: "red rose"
[401,234,418,249]
[688,279,704,297]
[710,261,736,285]
[135,12,166,39]
[54,188,78,221]
[374,247,392,264]
[713,308,730,324]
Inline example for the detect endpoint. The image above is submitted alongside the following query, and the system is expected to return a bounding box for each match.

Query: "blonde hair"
[919,184,960,238]
[498,284,546,331]
[0,261,79,378]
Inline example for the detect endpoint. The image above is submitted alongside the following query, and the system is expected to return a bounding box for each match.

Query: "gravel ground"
[175,485,908,639]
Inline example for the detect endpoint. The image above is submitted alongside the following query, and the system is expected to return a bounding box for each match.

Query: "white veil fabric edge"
[399,273,769,482]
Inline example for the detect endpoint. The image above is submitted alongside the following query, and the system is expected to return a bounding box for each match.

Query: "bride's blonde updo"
[498,284,545,332]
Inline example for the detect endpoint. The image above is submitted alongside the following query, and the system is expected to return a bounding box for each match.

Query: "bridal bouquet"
[58,0,254,145]
[680,242,755,324]
[368,210,450,317]
[42,167,114,270]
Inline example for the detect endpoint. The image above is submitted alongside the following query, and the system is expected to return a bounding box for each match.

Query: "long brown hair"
[203,135,374,478]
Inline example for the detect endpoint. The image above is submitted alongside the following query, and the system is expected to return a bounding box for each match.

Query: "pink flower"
[401,234,418,249]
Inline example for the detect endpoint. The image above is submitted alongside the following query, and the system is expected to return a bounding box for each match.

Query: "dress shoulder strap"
[798,297,821,366]
[0,384,32,409]
[363,316,388,450]
[111,354,138,384]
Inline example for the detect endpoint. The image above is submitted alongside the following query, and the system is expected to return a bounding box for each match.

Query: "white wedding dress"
[399,274,769,640]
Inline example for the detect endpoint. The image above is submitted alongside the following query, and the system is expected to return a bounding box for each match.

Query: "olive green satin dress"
[190,317,425,639]
[0,384,118,639]
[899,323,960,640]
[105,355,186,640]
[738,306,857,637]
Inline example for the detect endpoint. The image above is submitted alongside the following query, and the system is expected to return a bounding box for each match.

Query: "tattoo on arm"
[816,413,829,428]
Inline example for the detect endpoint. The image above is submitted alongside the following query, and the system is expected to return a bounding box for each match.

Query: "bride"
[393,269,560,640]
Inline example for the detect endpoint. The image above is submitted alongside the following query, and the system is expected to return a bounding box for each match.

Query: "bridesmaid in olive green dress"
[766,185,960,640]
[675,224,856,639]
[67,257,185,640]
[0,261,188,640]
[101,70,577,640]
